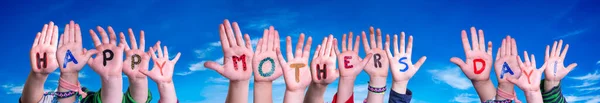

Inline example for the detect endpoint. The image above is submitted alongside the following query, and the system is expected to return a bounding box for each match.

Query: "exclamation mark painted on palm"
[156,61,166,75]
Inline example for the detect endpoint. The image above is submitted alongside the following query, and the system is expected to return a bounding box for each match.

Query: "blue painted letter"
[500,62,514,79]
[398,57,408,72]
[63,50,78,68]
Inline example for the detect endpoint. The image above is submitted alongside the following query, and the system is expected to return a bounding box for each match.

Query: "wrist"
[543,79,560,91]
[158,82,177,103]
[392,81,408,94]
[369,77,387,87]
[525,90,543,103]
[30,71,50,79]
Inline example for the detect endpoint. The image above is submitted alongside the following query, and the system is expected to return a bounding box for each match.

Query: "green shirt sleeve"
[122,88,153,103]
[540,80,567,103]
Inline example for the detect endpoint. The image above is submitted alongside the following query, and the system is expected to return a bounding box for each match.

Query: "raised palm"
[507,51,544,92]
[362,27,389,78]
[121,28,150,79]
[30,21,59,74]
[336,32,371,78]
[543,40,577,82]
[205,20,254,81]
[386,33,427,82]
[88,26,125,79]
[57,21,96,73]
[140,42,181,83]
[450,27,493,81]
[494,36,522,83]
[310,35,339,84]
[276,34,313,91]
[253,26,283,82]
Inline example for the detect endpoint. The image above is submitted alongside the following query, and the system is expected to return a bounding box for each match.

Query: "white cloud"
[597,60,600,64]
[570,70,600,81]
[206,77,229,83]
[451,93,480,103]
[428,66,472,90]
[571,81,598,88]
[176,61,210,76]
[2,84,23,94]
[51,71,88,78]
[195,48,215,59]
[566,95,600,103]
[569,70,600,91]
[554,28,588,39]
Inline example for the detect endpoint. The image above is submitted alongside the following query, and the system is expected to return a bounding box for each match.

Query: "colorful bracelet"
[368,84,386,94]
[48,91,77,98]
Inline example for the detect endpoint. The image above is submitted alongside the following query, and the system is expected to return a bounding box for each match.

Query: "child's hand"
[205,20,253,81]
[121,28,150,79]
[542,40,577,90]
[310,35,339,85]
[507,51,544,103]
[253,26,283,82]
[140,42,181,84]
[276,34,313,91]
[30,21,59,75]
[385,32,427,84]
[88,26,125,79]
[57,21,96,74]
[450,27,493,82]
[337,32,372,78]
[494,36,521,84]
[362,27,389,79]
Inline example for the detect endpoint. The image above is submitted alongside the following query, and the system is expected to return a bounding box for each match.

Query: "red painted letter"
[522,69,533,84]
[473,59,485,74]
[232,55,247,71]
[344,56,353,69]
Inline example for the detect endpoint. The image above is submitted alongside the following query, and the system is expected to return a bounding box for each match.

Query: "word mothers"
[63,50,78,68]
[258,57,275,77]
[290,63,306,83]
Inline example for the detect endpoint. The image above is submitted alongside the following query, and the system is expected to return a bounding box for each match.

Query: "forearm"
[543,79,560,92]
[128,78,149,102]
[284,89,305,103]
[101,75,123,103]
[226,80,249,103]
[495,83,515,100]
[57,72,79,103]
[472,80,496,101]
[336,77,356,103]
[254,82,273,103]
[303,83,327,103]
[392,81,408,94]
[367,77,387,103]
[541,80,566,103]
[21,71,49,103]
[525,91,543,103]
[158,82,177,103]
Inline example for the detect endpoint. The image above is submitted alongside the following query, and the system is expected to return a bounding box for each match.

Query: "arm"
[120,28,150,102]
[540,40,575,103]
[493,36,522,101]
[275,34,313,103]
[362,27,390,103]
[22,21,60,103]
[139,42,182,103]
[305,35,340,103]
[88,26,126,103]
[335,32,372,103]
[449,27,496,101]
[385,32,427,102]
[252,26,284,103]
[204,19,254,103]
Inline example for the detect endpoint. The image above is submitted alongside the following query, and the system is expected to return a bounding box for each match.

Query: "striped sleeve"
[540,80,567,103]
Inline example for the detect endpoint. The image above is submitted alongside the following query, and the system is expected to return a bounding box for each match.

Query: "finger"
[64,24,71,44]
[362,31,371,51]
[51,25,59,46]
[560,44,569,59]
[478,29,485,51]
[450,57,465,67]
[33,32,41,46]
[69,21,75,43]
[302,36,312,58]
[156,41,163,58]
[295,34,305,58]
[319,37,327,56]
[276,48,289,73]
[347,32,354,51]
[555,40,563,57]
[84,48,98,59]
[313,45,321,60]
[564,63,577,75]
[267,26,275,51]
[385,41,393,59]
[353,35,360,53]
[506,75,519,84]
[501,38,507,56]
[244,34,252,51]
[149,47,159,61]
[261,29,269,52]
[517,55,525,68]
[334,39,341,55]
[460,30,471,53]
[40,24,49,44]
[393,34,399,55]
[58,33,64,47]
[524,51,531,65]
[90,29,102,46]
[75,23,82,44]
[219,24,231,49]
[531,54,536,68]
[376,28,383,48]
[511,38,517,56]
[400,32,406,54]
[138,67,152,77]
[495,47,501,60]
[505,36,511,56]
[407,35,414,56]
[172,52,181,63]
[551,41,558,57]
[205,61,225,74]
[274,30,281,51]
[545,45,550,61]
[163,46,170,59]
[470,27,479,51]
[128,28,138,49]
[120,32,131,50]
[414,56,427,70]
[487,41,493,56]
[108,26,117,45]
[369,27,376,49]
[256,39,263,54]
[224,20,237,46]
[325,35,333,57]
[44,22,55,44]
[342,33,347,51]
[233,22,245,47]
[286,36,294,60]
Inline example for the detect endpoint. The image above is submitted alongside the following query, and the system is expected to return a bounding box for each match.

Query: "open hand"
[205,20,254,81]
[494,36,521,83]
[88,26,125,79]
[336,32,372,78]
[121,28,150,79]
[542,40,577,88]
[310,35,339,84]
[385,32,426,83]
[140,42,181,84]
[30,21,59,75]
[362,27,389,78]
[450,27,493,81]
[276,34,313,91]
[57,21,96,73]
[253,26,283,82]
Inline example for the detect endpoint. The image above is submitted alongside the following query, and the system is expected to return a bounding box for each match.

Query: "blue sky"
[1,0,599,103]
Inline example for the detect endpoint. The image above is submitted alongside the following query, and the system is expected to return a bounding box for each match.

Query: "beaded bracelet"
[49,91,77,98]
[368,84,386,94]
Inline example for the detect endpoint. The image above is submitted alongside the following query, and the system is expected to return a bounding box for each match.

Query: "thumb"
[506,75,519,84]
[205,61,224,74]
[450,57,465,67]
[360,53,374,67]
[563,63,578,76]
[83,48,98,59]
[414,56,427,70]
